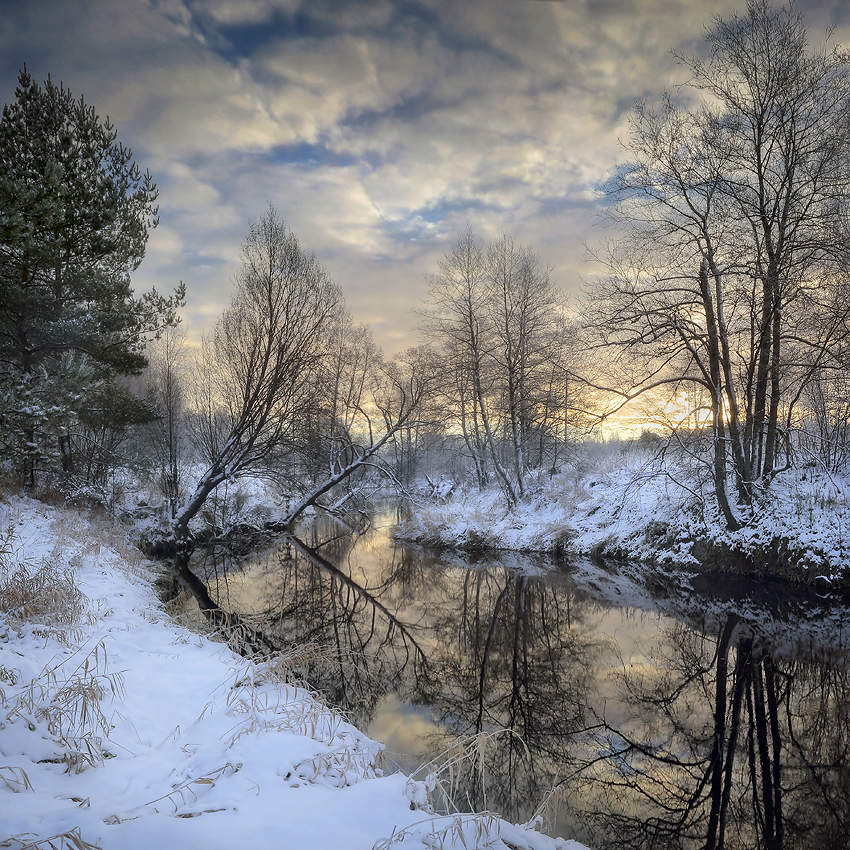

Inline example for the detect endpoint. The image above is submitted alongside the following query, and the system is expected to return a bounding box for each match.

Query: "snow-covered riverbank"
[398,451,850,588]
[0,493,585,850]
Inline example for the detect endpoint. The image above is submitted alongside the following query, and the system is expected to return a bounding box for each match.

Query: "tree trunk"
[698,260,740,530]
[749,274,774,478]
[763,293,782,478]
[473,359,518,507]
[707,253,752,503]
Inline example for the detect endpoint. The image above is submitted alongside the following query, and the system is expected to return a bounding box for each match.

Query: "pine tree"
[0,67,183,484]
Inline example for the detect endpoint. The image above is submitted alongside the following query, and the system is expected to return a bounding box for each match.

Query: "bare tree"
[800,360,850,472]
[425,230,518,505]
[278,346,431,527]
[145,327,187,518]
[440,340,489,489]
[165,207,433,569]
[307,316,381,485]
[173,207,342,545]
[587,0,850,528]
[426,230,574,507]
[686,0,850,481]
[486,236,562,495]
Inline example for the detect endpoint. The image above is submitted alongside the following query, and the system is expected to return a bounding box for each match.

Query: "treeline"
[3,0,850,541]
[0,69,428,541]
[0,69,584,525]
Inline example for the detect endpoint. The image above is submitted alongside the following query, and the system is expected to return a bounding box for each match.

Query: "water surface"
[191,508,850,849]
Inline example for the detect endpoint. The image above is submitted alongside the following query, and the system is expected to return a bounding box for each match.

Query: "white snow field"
[0,494,586,850]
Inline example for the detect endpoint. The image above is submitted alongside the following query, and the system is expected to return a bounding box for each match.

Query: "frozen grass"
[0,524,124,780]
[0,537,86,635]
[0,827,102,849]
[372,731,589,849]
[8,640,125,774]
[404,730,526,816]
[0,765,33,793]
[373,812,586,850]
[402,442,670,555]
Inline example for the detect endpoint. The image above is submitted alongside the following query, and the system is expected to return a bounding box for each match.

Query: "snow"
[108,462,321,547]
[399,443,850,583]
[0,493,587,850]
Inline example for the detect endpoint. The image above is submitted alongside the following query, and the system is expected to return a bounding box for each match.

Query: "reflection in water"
[578,615,850,850]
[190,511,850,849]
[419,568,598,822]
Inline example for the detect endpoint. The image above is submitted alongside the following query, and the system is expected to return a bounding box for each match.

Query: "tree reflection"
[576,614,850,849]
[419,568,598,822]
[194,521,850,847]
[256,531,427,726]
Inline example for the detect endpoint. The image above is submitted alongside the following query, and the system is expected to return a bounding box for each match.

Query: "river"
[187,506,850,849]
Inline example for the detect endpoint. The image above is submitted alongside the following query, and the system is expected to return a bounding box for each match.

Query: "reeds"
[371,811,501,849]
[3,641,124,774]
[0,552,85,633]
[223,648,384,786]
[372,729,530,849]
[0,828,101,850]
[405,729,526,816]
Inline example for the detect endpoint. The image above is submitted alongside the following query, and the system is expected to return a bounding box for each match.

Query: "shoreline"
[395,467,850,594]
[396,526,848,593]
[0,492,585,850]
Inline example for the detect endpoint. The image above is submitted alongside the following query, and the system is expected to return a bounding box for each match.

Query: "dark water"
[192,508,850,850]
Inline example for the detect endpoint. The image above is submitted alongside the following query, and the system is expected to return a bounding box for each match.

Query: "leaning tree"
[169,208,430,636]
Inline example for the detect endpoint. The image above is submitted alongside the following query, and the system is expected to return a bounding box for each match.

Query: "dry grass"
[557,477,592,513]
[0,515,88,641]
[0,828,101,850]
[0,506,129,774]
[0,557,85,632]
[104,761,242,823]
[0,765,33,793]
[229,641,354,691]
[223,649,385,787]
[371,812,501,850]
[525,782,573,838]
[225,650,348,745]
[161,590,209,636]
[4,641,124,774]
[370,730,531,849]
[405,729,526,816]
[48,511,146,582]
[102,645,383,828]
[163,592,277,654]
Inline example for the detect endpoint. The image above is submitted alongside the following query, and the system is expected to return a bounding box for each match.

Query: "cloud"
[2,0,845,352]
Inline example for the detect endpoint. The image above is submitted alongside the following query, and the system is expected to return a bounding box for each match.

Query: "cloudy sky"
[4,0,849,352]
